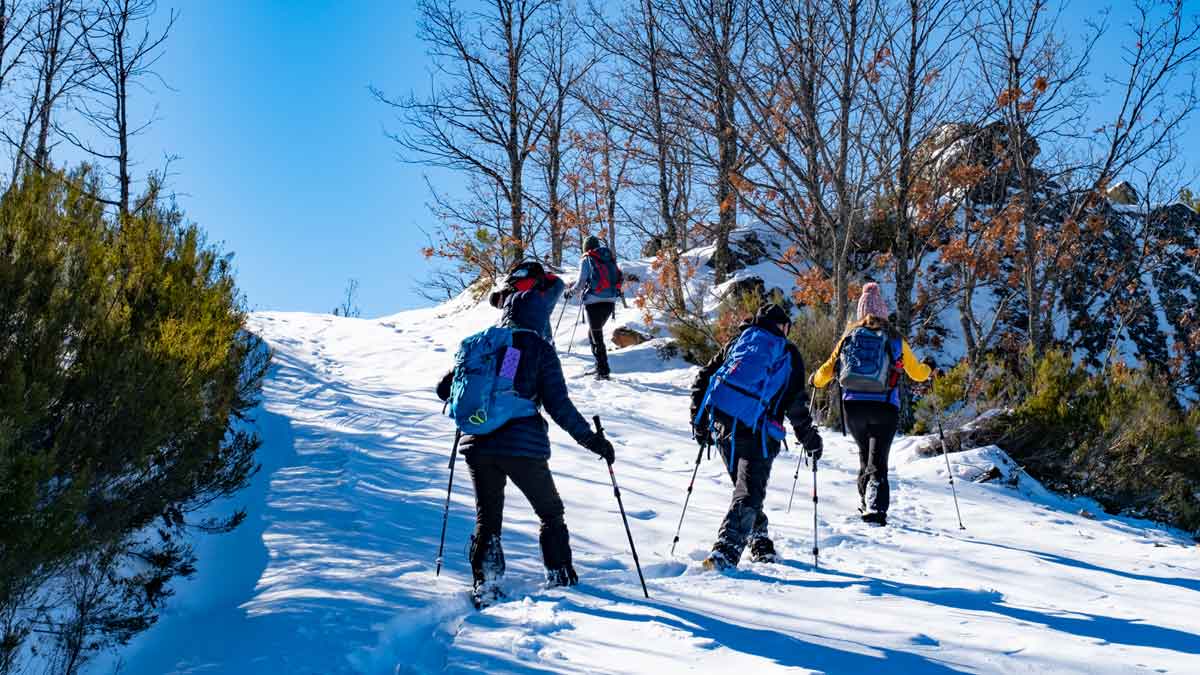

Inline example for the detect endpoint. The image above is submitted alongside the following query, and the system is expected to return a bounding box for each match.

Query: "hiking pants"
[466,454,572,583]
[714,437,775,562]
[585,302,615,376]
[844,401,899,515]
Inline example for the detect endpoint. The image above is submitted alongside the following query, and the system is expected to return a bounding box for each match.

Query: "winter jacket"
[437,290,595,459]
[811,316,931,407]
[493,274,565,343]
[570,250,621,305]
[690,319,822,458]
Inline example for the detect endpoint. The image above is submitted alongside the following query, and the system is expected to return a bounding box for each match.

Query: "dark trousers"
[466,454,572,584]
[585,302,614,376]
[714,434,775,561]
[844,401,899,514]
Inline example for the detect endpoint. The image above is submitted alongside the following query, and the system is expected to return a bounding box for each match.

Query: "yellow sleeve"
[901,340,932,383]
[811,336,845,389]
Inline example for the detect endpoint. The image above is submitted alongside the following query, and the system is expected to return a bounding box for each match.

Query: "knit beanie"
[755,303,791,328]
[857,282,889,320]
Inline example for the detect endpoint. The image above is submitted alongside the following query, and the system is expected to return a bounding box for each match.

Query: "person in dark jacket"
[689,303,823,570]
[437,290,615,601]
[567,236,621,380]
[489,260,566,344]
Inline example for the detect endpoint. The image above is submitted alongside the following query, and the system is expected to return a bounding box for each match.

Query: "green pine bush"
[0,169,270,671]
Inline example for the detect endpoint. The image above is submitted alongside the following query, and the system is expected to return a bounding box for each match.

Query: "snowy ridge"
[103,296,1200,674]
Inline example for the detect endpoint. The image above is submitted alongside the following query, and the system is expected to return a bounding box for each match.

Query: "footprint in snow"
[625,509,656,520]
[641,560,688,578]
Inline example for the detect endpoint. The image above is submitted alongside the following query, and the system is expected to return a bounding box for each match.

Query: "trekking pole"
[670,441,707,556]
[787,452,804,514]
[790,387,818,513]
[435,429,463,576]
[811,458,820,570]
[594,416,650,599]
[932,400,966,530]
[567,302,584,355]
[554,295,569,336]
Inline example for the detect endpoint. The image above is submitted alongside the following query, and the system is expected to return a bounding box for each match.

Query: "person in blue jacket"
[437,289,614,602]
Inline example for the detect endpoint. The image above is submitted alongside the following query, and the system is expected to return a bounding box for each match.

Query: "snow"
[97,294,1200,675]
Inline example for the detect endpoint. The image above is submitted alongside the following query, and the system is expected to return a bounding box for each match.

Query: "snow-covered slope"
[104,297,1200,674]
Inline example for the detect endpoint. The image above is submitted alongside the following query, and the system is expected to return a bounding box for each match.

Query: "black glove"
[798,426,823,461]
[584,433,615,464]
[692,422,713,448]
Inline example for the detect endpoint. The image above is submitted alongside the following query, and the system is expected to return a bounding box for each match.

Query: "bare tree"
[377,0,557,271]
[736,0,888,326]
[530,2,594,267]
[333,278,361,318]
[60,0,174,216]
[585,0,699,311]
[971,0,1199,355]
[658,0,753,283]
[6,0,92,180]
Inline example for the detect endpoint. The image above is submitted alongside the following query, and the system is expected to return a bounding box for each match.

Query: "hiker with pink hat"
[810,283,931,526]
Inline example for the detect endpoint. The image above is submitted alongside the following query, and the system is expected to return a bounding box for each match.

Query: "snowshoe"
[748,537,778,564]
[545,565,579,588]
[471,581,505,610]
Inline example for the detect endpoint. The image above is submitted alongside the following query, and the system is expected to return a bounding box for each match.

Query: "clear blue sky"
[125,1,1195,319]
[119,1,441,318]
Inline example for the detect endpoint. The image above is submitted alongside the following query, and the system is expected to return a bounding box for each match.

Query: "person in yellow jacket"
[811,283,931,526]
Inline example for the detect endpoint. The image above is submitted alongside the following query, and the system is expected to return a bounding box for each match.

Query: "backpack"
[448,326,539,434]
[585,248,623,298]
[692,326,793,467]
[837,326,900,394]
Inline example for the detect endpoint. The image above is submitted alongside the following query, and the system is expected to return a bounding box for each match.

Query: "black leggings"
[585,302,614,376]
[466,454,572,582]
[844,401,899,514]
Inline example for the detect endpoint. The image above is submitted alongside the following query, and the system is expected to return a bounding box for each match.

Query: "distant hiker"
[811,283,931,526]
[690,303,823,570]
[567,236,624,380]
[489,260,565,344]
[437,289,616,607]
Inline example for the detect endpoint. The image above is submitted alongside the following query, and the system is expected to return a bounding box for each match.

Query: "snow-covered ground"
[102,295,1200,674]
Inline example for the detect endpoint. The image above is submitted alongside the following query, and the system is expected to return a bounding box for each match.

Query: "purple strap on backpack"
[499,346,522,380]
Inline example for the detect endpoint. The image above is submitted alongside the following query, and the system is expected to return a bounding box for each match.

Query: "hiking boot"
[861,511,887,526]
[593,371,611,381]
[471,580,505,609]
[701,542,739,571]
[701,551,733,571]
[748,537,778,563]
[545,565,579,588]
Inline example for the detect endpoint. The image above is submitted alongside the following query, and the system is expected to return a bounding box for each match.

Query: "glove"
[798,426,823,461]
[692,422,713,448]
[584,433,615,464]
[564,288,575,301]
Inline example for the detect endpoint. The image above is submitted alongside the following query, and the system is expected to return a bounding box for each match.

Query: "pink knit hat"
[857,282,889,320]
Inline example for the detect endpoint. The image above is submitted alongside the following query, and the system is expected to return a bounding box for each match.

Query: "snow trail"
[107,300,1200,674]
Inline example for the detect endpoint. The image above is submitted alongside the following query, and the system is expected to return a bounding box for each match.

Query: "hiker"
[437,289,616,607]
[567,236,623,380]
[489,260,565,344]
[690,303,823,570]
[811,282,931,526]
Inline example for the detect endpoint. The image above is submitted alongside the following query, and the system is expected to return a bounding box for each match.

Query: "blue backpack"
[837,326,899,394]
[693,326,793,468]
[448,326,538,434]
